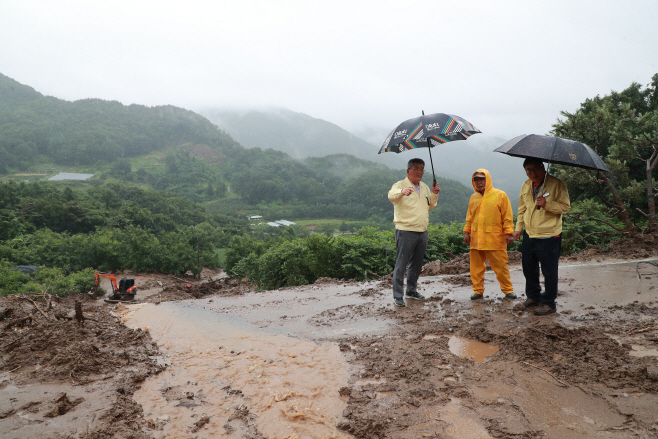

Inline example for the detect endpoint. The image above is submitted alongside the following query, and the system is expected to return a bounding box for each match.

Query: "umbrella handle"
[427,139,437,190]
[536,164,549,210]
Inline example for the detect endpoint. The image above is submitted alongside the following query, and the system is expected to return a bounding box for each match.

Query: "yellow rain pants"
[470,249,513,295]
[463,169,514,296]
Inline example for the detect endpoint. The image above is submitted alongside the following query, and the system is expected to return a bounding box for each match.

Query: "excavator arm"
[95,271,118,291]
[95,271,137,300]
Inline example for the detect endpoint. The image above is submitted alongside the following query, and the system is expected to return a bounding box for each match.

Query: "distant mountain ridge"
[200,107,379,160]
[200,106,528,199]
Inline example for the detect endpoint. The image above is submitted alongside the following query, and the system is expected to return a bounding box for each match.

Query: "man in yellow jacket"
[463,169,516,300]
[388,158,440,307]
[513,158,571,316]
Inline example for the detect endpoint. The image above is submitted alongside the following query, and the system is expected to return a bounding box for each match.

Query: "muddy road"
[1,236,658,438]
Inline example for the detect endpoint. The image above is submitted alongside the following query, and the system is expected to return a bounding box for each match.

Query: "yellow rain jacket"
[388,177,439,232]
[463,169,514,250]
[515,174,571,238]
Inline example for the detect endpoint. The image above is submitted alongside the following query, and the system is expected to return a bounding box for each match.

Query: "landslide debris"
[0,293,163,439]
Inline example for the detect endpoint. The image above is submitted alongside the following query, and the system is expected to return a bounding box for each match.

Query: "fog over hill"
[200,107,528,199]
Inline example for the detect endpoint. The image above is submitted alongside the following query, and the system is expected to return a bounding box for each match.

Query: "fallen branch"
[17,295,53,321]
[579,230,630,242]
[635,208,650,219]
[520,361,568,387]
[2,316,32,331]
[628,326,657,335]
[527,327,566,340]
[567,213,629,233]
[636,261,658,280]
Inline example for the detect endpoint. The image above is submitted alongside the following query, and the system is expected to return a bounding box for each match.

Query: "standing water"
[120,302,352,438]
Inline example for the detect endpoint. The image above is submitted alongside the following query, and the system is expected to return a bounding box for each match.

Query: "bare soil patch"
[566,230,658,262]
[335,300,658,438]
[141,276,254,303]
[183,143,221,162]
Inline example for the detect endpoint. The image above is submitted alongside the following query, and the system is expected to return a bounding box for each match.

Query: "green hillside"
[0,72,43,112]
[0,73,238,173]
[0,73,472,225]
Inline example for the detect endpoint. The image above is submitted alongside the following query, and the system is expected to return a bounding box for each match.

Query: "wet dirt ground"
[2,234,658,438]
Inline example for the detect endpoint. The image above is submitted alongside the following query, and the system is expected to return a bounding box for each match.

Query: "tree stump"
[74,301,84,324]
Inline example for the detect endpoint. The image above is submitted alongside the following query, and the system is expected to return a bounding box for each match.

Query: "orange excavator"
[95,271,137,302]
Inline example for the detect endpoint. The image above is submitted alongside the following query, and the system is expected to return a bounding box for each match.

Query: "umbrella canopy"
[379,113,481,154]
[494,134,609,172]
[379,112,481,186]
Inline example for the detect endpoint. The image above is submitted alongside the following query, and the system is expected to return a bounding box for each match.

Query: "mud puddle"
[448,336,499,362]
[123,302,353,438]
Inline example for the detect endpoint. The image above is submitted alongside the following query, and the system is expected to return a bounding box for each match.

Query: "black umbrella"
[494,134,609,172]
[379,112,481,186]
[494,134,609,210]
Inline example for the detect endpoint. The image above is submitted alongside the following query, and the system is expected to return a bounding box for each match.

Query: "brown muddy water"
[122,303,352,438]
[448,336,499,362]
[120,258,658,438]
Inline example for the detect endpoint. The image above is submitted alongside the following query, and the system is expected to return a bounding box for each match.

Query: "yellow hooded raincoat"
[463,169,514,295]
[463,169,514,250]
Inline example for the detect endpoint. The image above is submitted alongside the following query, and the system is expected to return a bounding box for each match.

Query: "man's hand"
[505,234,514,245]
[535,196,546,208]
[463,232,470,244]
[513,231,522,241]
[401,187,414,196]
[432,183,441,194]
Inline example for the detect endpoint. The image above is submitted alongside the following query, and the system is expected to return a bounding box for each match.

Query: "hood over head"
[472,168,493,194]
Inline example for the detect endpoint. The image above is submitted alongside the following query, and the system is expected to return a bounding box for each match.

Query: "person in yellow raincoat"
[463,169,516,300]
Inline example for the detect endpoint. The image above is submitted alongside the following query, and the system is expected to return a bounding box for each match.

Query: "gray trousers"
[392,229,428,300]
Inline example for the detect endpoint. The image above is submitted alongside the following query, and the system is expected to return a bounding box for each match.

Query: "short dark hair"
[407,158,425,169]
[523,158,544,169]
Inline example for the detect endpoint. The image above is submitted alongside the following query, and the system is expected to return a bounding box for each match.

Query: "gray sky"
[1,0,657,142]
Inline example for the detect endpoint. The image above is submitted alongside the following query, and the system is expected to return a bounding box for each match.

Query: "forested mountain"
[199,106,527,198]
[0,73,238,172]
[200,107,376,161]
[0,73,472,224]
[0,73,43,112]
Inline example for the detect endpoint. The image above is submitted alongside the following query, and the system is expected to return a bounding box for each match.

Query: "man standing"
[513,159,571,316]
[463,169,516,300]
[388,158,440,307]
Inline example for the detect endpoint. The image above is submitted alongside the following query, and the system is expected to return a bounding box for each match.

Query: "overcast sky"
[1,0,657,143]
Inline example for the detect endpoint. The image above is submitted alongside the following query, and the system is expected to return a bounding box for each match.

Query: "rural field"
[1,232,657,438]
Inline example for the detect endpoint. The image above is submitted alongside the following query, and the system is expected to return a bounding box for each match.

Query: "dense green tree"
[552,74,658,234]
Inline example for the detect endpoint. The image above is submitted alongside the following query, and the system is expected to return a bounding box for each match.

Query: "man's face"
[474,175,486,193]
[524,163,546,185]
[407,164,424,185]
